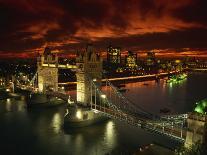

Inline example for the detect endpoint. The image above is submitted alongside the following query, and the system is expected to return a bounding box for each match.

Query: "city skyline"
[0,0,207,58]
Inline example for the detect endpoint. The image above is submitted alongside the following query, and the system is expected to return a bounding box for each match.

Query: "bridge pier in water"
[185,112,207,148]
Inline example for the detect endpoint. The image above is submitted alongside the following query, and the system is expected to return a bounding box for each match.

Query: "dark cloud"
[0,0,207,58]
[172,0,207,25]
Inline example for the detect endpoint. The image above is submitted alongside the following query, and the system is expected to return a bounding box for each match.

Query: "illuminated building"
[37,47,58,93]
[146,51,156,66]
[0,77,5,86]
[107,45,121,66]
[76,44,102,105]
[174,59,183,71]
[125,51,138,69]
[144,51,160,73]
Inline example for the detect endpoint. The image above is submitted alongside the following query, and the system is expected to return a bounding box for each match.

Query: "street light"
[101,94,106,99]
[101,94,106,112]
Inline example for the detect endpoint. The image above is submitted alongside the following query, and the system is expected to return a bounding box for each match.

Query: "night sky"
[0,0,207,58]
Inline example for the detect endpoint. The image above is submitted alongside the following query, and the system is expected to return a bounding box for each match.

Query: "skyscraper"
[125,51,137,69]
[107,45,121,65]
[146,51,156,66]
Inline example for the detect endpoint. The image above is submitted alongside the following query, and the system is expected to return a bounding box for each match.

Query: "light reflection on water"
[105,121,116,147]
[0,72,207,155]
[124,77,188,114]
[6,98,12,111]
[1,98,25,113]
[51,113,62,134]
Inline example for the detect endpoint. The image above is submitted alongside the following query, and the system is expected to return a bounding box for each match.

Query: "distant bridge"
[189,68,207,71]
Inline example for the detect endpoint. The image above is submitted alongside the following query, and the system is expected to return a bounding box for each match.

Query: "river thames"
[0,72,207,155]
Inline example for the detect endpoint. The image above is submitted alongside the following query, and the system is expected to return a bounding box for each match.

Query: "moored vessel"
[64,105,108,128]
[0,87,20,100]
[27,93,66,108]
[166,73,187,83]
[118,88,129,93]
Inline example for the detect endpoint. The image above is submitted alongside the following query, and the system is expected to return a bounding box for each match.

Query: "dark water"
[0,72,207,155]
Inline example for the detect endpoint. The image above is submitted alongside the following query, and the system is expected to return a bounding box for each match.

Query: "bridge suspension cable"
[29,71,38,87]
[87,73,187,141]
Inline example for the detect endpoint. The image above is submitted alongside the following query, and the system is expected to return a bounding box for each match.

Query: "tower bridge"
[15,44,206,148]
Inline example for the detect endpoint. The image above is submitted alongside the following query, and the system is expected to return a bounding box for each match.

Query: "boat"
[64,105,108,128]
[166,73,187,83]
[27,93,66,108]
[14,85,32,95]
[0,88,20,100]
[118,88,128,93]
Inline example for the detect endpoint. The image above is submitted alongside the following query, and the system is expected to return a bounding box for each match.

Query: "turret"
[76,44,102,105]
[37,47,58,93]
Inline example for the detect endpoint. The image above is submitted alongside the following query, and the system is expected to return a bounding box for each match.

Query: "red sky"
[0,0,207,58]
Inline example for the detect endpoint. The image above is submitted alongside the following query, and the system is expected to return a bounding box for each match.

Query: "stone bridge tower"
[185,112,207,148]
[76,44,102,105]
[37,47,58,93]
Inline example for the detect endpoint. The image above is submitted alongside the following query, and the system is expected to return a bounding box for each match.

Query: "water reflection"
[3,98,25,112]
[124,78,188,114]
[1,72,207,155]
[6,98,12,111]
[51,113,62,134]
[105,121,116,147]
[62,120,118,155]
[73,134,83,154]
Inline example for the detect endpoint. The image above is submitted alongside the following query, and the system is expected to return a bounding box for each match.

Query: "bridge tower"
[37,47,58,93]
[76,44,102,105]
[185,112,207,148]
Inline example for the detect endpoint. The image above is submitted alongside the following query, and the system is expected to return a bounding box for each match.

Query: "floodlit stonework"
[76,44,102,105]
[185,112,207,148]
[37,47,58,93]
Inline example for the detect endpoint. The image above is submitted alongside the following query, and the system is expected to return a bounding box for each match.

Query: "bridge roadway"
[188,68,207,71]
[58,71,179,85]
[91,104,186,142]
[41,63,77,69]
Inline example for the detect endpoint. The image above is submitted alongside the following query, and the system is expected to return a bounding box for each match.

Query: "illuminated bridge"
[87,75,187,142]
[16,72,188,142]
[14,45,206,147]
